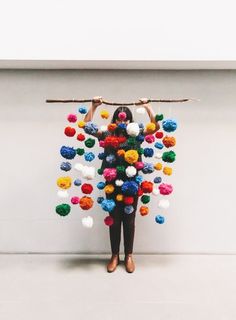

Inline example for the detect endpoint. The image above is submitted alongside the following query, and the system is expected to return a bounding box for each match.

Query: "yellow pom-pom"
[163,166,172,175]
[154,162,162,170]
[146,122,156,133]
[104,184,115,194]
[124,150,139,164]
[57,176,72,189]
[116,194,124,202]
[100,109,109,119]
[78,121,85,128]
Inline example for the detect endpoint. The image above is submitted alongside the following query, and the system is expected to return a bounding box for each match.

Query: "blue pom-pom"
[144,148,154,158]
[138,123,145,130]
[78,106,87,114]
[97,196,104,204]
[84,152,95,162]
[74,179,82,186]
[155,215,165,224]
[97,182,105,190]
[124,205,134,214]
[121,181,139,195]
[98,152,105,160]
[106,154,116,164]
[60,161,72,171]
[154,142,164,149]
[142,162,154,174]
[135,175,143,184]
[136,134,145,142]
[154,177,162,184]
[118,123,127,129]
[60,146,76,160]
[101,199,116,212]
[162,119,177,132]
[84,121,99,135]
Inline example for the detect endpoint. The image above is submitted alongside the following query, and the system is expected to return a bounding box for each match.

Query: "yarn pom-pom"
[121,181,139,195]
[104,216,114,226]
[60,146,76,160]
[57,190,69,198]
[126,123,140,137]
[145,122,156,134]
[145,134,155,143]
[136,134,145,143]
[154,177,162,184]
[117,149,125,157]
[144,148,154,158]
[106,154,116,164]
[155,215,165,224]
[127,137,136,146]
[124,205,134,214]
[158,199,170,209]
[152,187,160,196]
[141,195,150,204]
[82,216,93,228]
[77,133,85,141]
[97,196,104,204]
[154,152,162,159]
[81,183,93,194]
[103,168,117,182]
[135,162,144,170]
[99,140,105,148]
[154,142,164,149]
[79,196,94,210]
[85,138,95,148]
[104,184,115,194]
[78,106,87,114]
[159,183,173,195]
[116,194,123,202]
[163,166,172,175]
[162,119,177,132]
[140,206,149,216]
[55,203,71,216]
[154,162,162,170]
[104,136,125,149]
[115,179,124,187]
[77,148,85,156]
[84,121,98,135]
[155,131,164,139]
[98,152,105,160]
[74,178,82,186]
[64,126,76,137]
[124,150,139,164]
[60,162,72,172]
[100,125,108,132]
[136,107,146,114]
[125,166,137,178]
[135,175,143,184]
[71,196,80,204]
[84,152,95,162]
[118,123,127,130]
[57,176,72,189]
[101,199,116,212]
[137,187,144,197]
[108,123,117,132]
[142,162,154,174]
[163,136,176,148]
[162,150,176,163]
[124,196,134,205]
[155,114,164,121]
[141,181,153,193]
[117,166,125,175]
[67,113,77,123]
[97,181,105,190]
[118,111,127,120]
[74,163,95,180]
[77,121,86,128]
[100,109,109,119]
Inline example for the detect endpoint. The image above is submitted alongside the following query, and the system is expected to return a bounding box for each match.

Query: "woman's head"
[112,106,133,125]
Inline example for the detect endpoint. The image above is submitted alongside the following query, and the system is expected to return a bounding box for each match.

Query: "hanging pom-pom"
[97,196,104,204]
[82,216,94,228]
[121,181,139,195]
[97,181,105,190]
[155,114,164,121]
[124,150,139,164]
[127,137,136,146]
[125,166,137,178]
[85,138,95,148]
[117,166,125,175]
[71,196,80,204]
[104,184,115,194]
[74,178,82,186]
[140,206,149,216]
[77,148,85,156]
[84,122,98,135]
[67,113,77,123]
[118,123,127,130]
[141,181,153,193]
[154,177,162,184]
[154,142,164,149]
[124,196,134,205]
[83,165,96,180]
[145,134,155,144]
[142,163,154,174]
[106,154,116,164]
[155,131,164,139]
[163,136,176,148]
[158,199,170,209]
[98,152,105,160]
[154,162,162,170]
[144,148,154,158]
[145,122,156,134]
[118,111,127,120]
[79,196,94,210]
[108,123,117,132]
[135,175,143,184]
[162,151,176,163]
[154,152,162,159]
[100,125,108,132]
[126,123,140,137]
[137,187,144,197]
[77,121,86,128]
[99,140,105,148]
[155,215,165,224]
[104,216,114,226]
[103,168,117,182]
[124,205,134,214]
[152,187,160,196]
[159,183,173,195]
[60,146,76,160]
[117,149,125,157]
[57,190,69,198]
[136,134,145,143]
[77,133,85,141]
[57,176,72,189]
[163,166,172,175]
[81,183,93,194]
[116,194,124,202]
[78,106,87,114]
[115,179,124,187]
[60,162,72,172]
[100,109,110,119]
[55,203,71,216]
[84,152,95,162]
[162,119,177,132]
[136,107,145,114]
[101,199,116,212]
[135,161,144,170]
[64,126,76,137]
[141,195,150,204]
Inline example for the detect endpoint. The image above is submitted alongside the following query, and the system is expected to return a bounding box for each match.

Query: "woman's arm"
[139,98,160,134]
[84,96,103,123]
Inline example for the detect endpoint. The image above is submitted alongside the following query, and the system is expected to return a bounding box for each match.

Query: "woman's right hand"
[92,96,103,108]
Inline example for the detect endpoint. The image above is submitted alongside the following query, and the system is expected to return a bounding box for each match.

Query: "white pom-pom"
[74,163,84,173]
[125,166,137,178]
[57,190,69,198]
[115,179,124,186]
[136,107,146,114]
[100,125,108,132]
[154,152,162,159]
[158,199,170,209]
[82,216,93,228]
[152,188,160,196]
[126,123,140,137]
[83,166,95,180]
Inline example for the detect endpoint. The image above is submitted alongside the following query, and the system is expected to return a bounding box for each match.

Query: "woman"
[84,96,160,273]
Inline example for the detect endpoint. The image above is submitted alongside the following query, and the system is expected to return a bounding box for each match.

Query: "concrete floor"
[0,254,236,320]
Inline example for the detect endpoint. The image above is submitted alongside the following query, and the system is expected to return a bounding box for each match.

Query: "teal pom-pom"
[155,215,165,224]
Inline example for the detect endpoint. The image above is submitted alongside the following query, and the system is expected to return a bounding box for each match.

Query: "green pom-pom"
[162,150,176,163]
[141,195,150,204]
[137,148,144,155]
[97,168,103,175]
[55,203,71,216]
[117,165,125,174]
[127,137,136,146]
[155,114,164,121]
[85,138,95,148]
[77,148,85,156]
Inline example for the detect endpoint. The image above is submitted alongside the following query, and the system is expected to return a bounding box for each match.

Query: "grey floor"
[0,254,236,320]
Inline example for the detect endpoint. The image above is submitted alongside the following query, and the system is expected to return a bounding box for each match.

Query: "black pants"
[108,195,138,255]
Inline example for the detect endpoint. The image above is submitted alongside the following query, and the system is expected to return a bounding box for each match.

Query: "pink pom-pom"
[158,183,173,195]
[135,161,144,170]
[145,134,155,143]
[99,140,105,148]
[104,216,114,226]
[67,114,77,123]
[71,196,80,204]
[118,112,127,120]
[103,168,117,182]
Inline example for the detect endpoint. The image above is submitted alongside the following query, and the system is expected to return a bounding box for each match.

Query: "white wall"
[0,69,236,254]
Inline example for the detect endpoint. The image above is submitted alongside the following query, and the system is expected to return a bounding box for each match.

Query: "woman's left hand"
[139,98,150,108]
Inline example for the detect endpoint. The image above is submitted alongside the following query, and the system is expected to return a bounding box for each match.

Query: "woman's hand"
[92,96,103,108]
[139,97,150,106]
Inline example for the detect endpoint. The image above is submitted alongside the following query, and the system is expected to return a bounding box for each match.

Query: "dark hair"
[111,106,133,123]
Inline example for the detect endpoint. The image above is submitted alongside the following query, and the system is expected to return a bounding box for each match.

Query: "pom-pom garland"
[77,148,85,156]
[154,176,162,184]
[142,162,154,174]
[141,195,150,204]
[74,179,82,186]
[155,114,164,121]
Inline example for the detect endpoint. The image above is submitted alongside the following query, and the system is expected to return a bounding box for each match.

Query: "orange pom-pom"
[163,166,172,175]
[162,136,176,148]
[141,181,153,193]
[108,123,117,132]
[154,162,162,170]
[79,196,94,210]
[116,194,123,202]
[146,122,156,134]
[104,184,115,194]
[117,149,125,157]
[140,206,149,216]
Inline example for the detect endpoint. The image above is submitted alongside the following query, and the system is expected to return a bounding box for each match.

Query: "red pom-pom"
[81,183,93,194]
[104,136,126,149]
[77,133,85,141]
[104,216,114,226]
[124,196,134,205]
[155,131,164,139]
[141,181,153,193]
[137,188,144,197]
[64,126,76,137]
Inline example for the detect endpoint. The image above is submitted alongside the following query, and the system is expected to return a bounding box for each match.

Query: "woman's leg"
[108,203,122,254]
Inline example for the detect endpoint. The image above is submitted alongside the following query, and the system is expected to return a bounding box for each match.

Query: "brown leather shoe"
[124,254,135,273]
[107,254,120,273]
